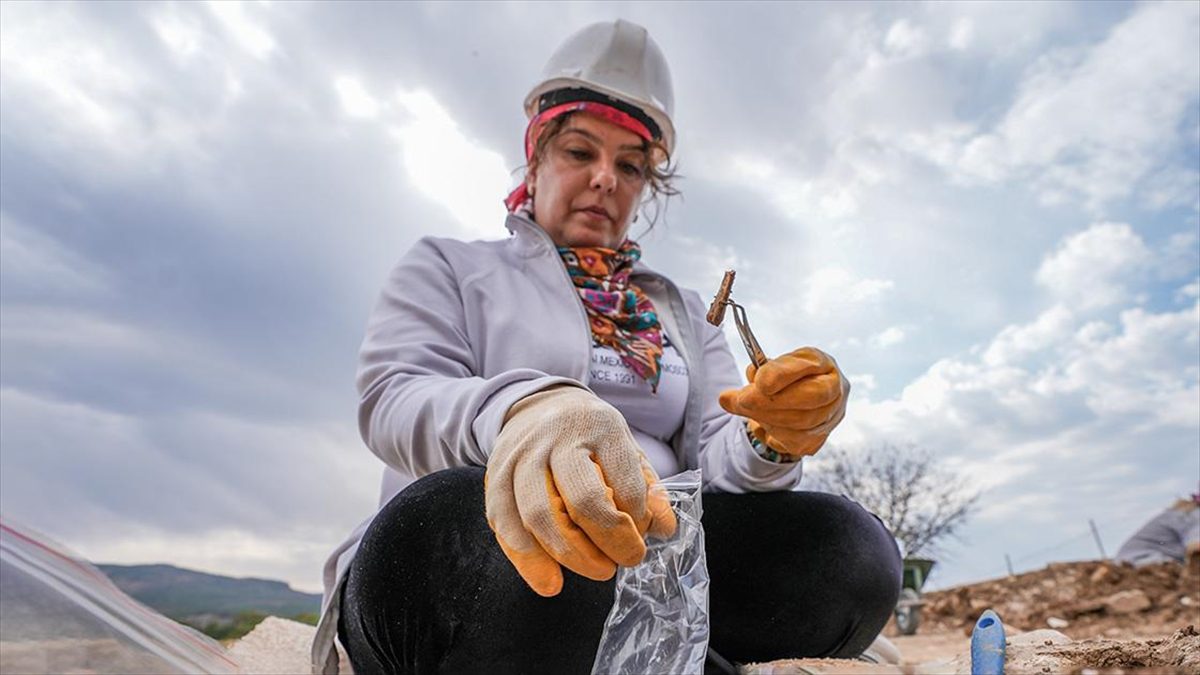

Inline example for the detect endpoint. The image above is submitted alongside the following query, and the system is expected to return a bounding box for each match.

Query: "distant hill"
[98,563,320,621]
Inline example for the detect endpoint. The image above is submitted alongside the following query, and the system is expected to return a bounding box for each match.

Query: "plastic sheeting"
[592,469,710,675]
[0,518,238,674]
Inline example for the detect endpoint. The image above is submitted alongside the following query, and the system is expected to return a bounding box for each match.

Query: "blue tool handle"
[970,609,1006,675]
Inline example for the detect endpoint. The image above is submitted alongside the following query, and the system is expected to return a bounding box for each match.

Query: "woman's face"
[528,114,647,249]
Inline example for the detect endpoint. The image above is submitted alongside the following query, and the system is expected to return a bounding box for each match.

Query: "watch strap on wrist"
[745,422,801,464]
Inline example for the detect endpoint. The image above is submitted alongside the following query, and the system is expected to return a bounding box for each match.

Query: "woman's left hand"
[718,346,849,459]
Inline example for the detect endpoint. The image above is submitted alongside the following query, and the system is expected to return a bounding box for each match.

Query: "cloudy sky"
[1,1,1196,593]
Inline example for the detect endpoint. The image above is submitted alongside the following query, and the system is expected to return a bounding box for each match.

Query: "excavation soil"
[744,558,1200,674]
[920,559,1200,641]
[897,558,1200,673]
[227,559,1200,674]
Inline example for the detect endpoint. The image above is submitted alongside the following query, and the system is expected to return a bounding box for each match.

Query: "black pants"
[339,467,901,674]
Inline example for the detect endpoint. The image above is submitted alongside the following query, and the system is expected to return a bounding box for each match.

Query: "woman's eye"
[620,162,645,177]
[567,148,592,160]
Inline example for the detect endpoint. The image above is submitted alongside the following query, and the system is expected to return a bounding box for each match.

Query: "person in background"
[1116,492,1200,569]
[312,19,901,674]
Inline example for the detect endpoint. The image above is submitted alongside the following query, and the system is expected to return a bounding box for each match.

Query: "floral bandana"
[559,240,663,392]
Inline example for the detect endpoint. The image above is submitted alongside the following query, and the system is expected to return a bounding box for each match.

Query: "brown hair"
[1171,498,1198,512]
[528,111,680,230]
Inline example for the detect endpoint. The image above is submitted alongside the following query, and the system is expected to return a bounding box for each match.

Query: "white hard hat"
[524,19,676,157]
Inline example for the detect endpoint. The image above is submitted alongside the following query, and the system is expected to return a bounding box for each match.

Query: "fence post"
[1088,518,1107,559]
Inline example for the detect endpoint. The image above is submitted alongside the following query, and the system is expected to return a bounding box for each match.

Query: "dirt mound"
[922,559,1200,639]
[744,627,1200,674]
[1046,625,1200,674]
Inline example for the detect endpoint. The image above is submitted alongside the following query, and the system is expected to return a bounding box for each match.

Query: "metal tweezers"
[706,270,768,367]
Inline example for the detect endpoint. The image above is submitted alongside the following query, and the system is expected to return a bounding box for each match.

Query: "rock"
[229,616,350,675]
[1008,629,1072,647]
[862,634,901,665]
[741,658,903,674]
[1047,617,1070,629]
[1090,565,1111,584]
[1103,589,1152,615]
[969,631,1075,675]
[1064,599,1106,618]
[1003,600,1029,617]
[1181,596,1196,606]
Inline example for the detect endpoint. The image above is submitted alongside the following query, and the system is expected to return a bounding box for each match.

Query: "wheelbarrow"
[894,557,935,635]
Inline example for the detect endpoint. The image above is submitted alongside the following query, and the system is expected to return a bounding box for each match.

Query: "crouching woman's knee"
[821,493,904,626]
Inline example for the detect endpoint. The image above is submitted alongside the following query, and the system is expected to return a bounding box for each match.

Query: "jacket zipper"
[513,214,595,386]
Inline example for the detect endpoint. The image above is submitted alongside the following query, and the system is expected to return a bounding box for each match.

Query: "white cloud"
[1178,279,1200,303]
[0,212,112,296]
[840,240,1199,582]
[1159,232,1200,282]
[848,373,877,395]
[0,386,377,593]
[715,151,873,222]
[915,2,1200,211]
[884,19,927,57]
[947,17,973,51]
[840,214,1198,484]
[0,5,134,144]
[976,491,1057,523]
[923,2,1079,58]
[870,326,907,349]
[870,292,1198,445]
[644,233,742,297]
[390,89,511,239]
[83,528,334,594]
[0,3,214,179]
[207,1,276,60]
[1140,166,1200,212]
[152,8,204,61]
[802,266,894,316]
[0,307,305,411]
[1061,303,1200,426]
[982,305,1075,367]
[334,76,381,119]
[1035,222,1151,310]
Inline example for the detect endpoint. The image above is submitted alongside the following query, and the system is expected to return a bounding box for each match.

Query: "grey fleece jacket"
[312,212,804,673]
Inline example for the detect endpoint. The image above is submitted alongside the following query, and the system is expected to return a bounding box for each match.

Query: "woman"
[1115,493,1200,567]
[313,19,901,675]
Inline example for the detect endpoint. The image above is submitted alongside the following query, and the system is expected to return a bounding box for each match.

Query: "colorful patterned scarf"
[559,241,663,392]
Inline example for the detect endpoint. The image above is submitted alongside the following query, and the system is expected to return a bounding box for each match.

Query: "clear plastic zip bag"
[591,469,709,675]
[0,519,237,674]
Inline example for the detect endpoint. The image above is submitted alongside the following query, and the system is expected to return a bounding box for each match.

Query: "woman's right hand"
[485,386,676,597]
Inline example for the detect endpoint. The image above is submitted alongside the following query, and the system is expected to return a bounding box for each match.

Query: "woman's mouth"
[579,206,610,221]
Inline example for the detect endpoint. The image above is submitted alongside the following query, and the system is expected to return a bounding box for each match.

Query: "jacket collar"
[503,211,666,281]
[504,211,556,258]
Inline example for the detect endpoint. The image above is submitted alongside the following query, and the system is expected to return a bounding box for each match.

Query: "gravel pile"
[229,616,349,674]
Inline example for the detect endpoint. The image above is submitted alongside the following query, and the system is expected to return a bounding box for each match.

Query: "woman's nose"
[590,163,617,193]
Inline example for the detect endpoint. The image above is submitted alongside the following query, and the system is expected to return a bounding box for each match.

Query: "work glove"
[718,347,849,459]
[485,386,677,597]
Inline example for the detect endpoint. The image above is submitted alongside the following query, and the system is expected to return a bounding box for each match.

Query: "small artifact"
[706,270,767,367]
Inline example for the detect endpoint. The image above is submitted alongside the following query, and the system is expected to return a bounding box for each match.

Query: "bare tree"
[807,443,981,558]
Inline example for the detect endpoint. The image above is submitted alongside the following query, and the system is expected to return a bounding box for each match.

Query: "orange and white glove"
[485,386,677,597]
[718,347,849,459]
